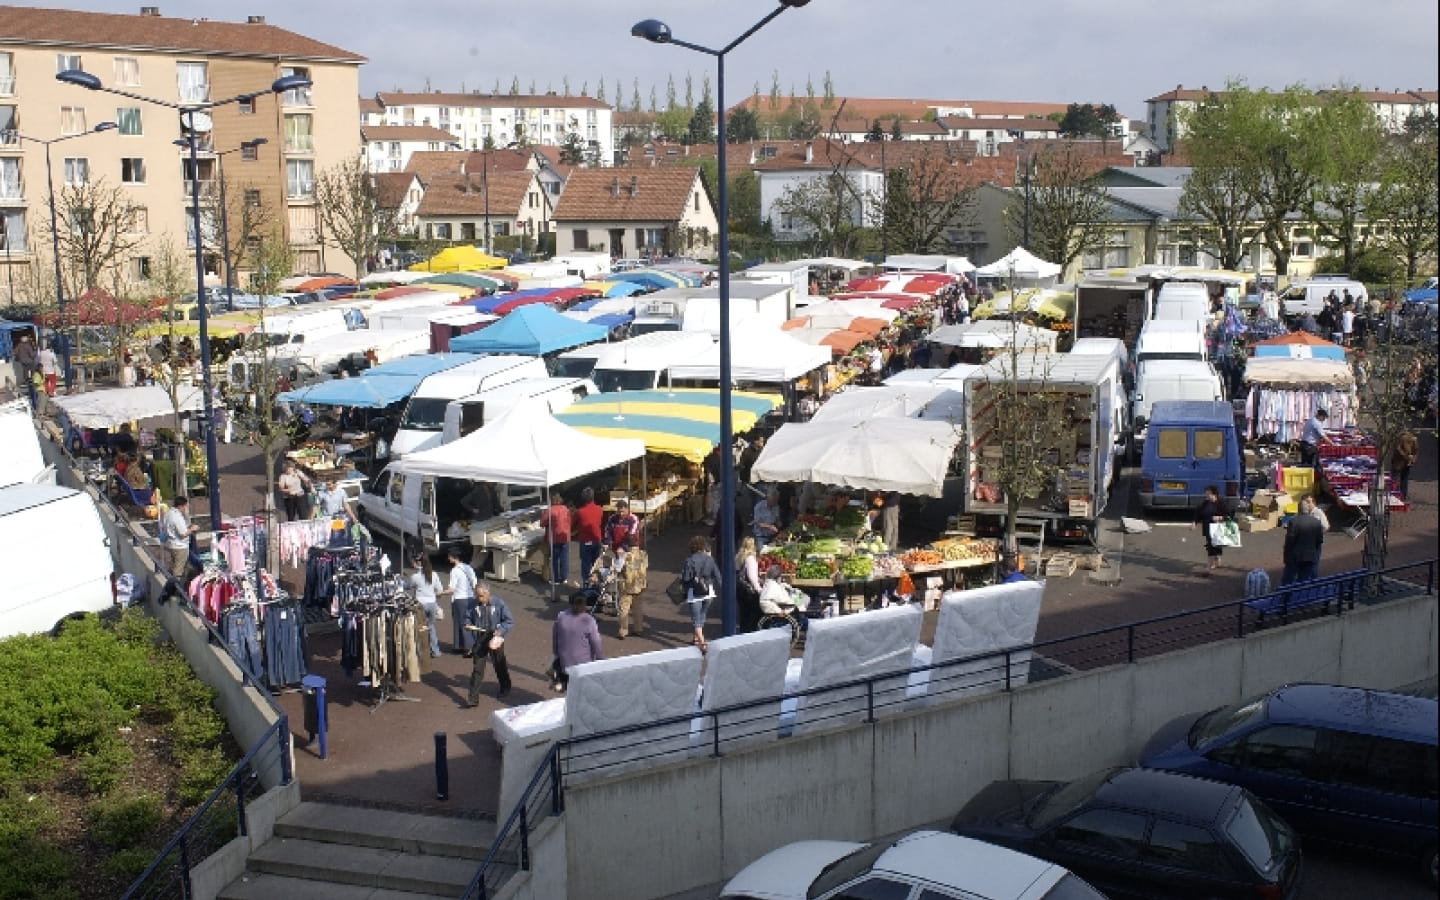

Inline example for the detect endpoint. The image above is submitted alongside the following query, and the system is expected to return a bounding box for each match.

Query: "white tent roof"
[752,417,962,497]
[1242,358,1356,388]
[53,385,203,428]
[667,326,832,383]
[810,385,964,425]
[926,320,1058,350]
[392,405,644,486]
[975,247,1062,279]
[789,299,900,326]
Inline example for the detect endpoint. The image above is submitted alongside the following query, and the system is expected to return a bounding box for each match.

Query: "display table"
[469,506,545,581]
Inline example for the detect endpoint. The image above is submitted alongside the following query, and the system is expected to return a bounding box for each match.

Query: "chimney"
[610,177,620,197]
[628,175,638,197]
[804,142,813,164]
[139,6,160,15]
[246,14,265,23]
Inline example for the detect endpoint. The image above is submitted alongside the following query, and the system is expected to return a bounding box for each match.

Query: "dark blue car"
[1139,683,1438,885]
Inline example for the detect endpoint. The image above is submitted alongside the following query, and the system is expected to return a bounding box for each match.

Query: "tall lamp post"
[184,137,267,312]
[7,122,117,390]
[632,0,811,637]
[57,69,311,530]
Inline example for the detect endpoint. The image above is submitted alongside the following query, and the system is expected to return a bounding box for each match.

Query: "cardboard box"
[1068,499,1093,517]
[1251,490,1282,513]
[1239,510,1279,532]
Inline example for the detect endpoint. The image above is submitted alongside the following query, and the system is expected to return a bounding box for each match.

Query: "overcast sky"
[36,0,1440,118]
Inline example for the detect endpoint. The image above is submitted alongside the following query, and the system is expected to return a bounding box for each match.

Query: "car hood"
[720,840,868,900]
[951,780,1058,833]
[1139,711,1204,767]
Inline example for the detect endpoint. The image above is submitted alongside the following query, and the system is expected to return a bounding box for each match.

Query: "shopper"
[409,552,444,657]
[541,491,572,587]
[1392,429,1418,500]
[550,592,603,693]
[573,487,604,583]
[681,535,723,653]
[442,546,480,654]
[1299,408,1327,468]
[462,584,514,705]
[1282,495,1325,585]
[161,496,198,579]
[276,460,312,522]
[1191,485,1227,573]
[615,533,648,639]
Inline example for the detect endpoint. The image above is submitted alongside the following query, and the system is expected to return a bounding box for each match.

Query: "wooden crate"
[1044,553,1079,577]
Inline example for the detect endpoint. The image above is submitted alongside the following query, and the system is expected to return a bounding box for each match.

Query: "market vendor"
[461,481,498,521]
[1299,408,1327,468]
[826,490,853,518]
[751,487,783,547]
[315,476,354,522]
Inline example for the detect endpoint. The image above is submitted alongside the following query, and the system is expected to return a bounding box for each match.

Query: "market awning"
[450,304,608,355]
[1243,358,1355,387]
[276,374,421,408]
[667,326,831,383]
[53,385,203,427]
[586,280,647,298]
[408,245,508,272]
[555,388,778,462]
[752,417,962,497]
[809,385,964,425]
[1253,331,1347,360]
[363,352,480,378]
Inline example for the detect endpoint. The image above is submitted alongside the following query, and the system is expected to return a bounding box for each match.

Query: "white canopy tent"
[974,247,1062,281]
[392,405,644,485]
[810,385,964,425]
[53,385,204,428]
[926,320,1058,351]
[667,325,831,384]
[788,299,900,327]
[752,417,963,497]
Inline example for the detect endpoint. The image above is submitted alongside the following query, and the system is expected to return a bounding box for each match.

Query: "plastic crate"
[1319,443,1373,459]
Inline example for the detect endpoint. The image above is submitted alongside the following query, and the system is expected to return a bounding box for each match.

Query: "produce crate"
[1068,499,1093,518]
[1044,553,1078,577]
[1319,442,1374,459]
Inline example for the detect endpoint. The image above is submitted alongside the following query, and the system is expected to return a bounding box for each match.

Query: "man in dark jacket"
[1281,495,1325,585]
[462,585,514,705]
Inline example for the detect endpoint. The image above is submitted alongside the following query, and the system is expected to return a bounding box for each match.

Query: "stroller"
[575,565,619,617]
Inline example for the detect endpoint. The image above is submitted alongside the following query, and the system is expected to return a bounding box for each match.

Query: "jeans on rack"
[222,608,263,682]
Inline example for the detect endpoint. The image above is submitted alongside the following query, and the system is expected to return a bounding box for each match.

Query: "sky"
[28,0,1440,119]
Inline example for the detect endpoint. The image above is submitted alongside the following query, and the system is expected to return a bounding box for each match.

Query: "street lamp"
[177,137,268,311]
[57,68,311,530]
[6,122,117,390]
[632,0,811,637]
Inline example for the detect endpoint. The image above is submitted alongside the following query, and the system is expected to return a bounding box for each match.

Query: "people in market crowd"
[1282,495,1325,585]
[161,495,198,580]
[878,492,900,550]
[735,535,763,633]
[1000,553,1028,583]
[751,487,782,547]
[36,340,59,397]
[409,552,444,658]
[1298,408,1327,468]
[540,491,573,587]
[460,481,497,521]
[442,546,480,654]
[573,487,605,582]
[737,434,765,483]
[112,422,139,457]
[124,454,152,492]
[1391,429,1418,500]
[605,498,640,552]
[681,534,723,654]
[549,590,602,693]
[759,564,808,636]
[615,533,648,639]
[462,583,513,705]
[276,460,312,522]
[314,476,352,522]
[1191,485,1228,574]
[11,333,37,405]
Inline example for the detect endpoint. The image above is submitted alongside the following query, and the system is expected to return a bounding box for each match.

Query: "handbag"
[665,577,688,606]
[1208,520,1242,548]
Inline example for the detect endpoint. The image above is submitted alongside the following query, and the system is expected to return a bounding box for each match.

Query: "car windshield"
[399,397,449,431]
[1030,768,1117,832]
[592,369,655,393]
[1043,873,1110,900]
[806,843,887,900]
[1226,796,1293,871]
[1190,695,1269,748]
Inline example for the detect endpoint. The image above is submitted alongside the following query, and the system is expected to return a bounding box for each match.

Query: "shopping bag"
[1208,520,1242,548]
[665,577,688,606]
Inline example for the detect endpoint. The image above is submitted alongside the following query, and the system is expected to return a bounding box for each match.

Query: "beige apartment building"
[0,5,363,309]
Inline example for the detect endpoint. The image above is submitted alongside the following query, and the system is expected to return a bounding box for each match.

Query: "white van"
[441,377,596,444]
[356,467,540,554]
[1070,338,1131,453]
[552,344,613,380]
[588,331,715,392]
[0,484,114,638]
[1279,279,1368,317]
[245,308,351,350]
[1135,320,1208,365]
[1129,359,1224,462]
[0,399,51,487]
[390,355,549,457]
[1152,281,1212,323]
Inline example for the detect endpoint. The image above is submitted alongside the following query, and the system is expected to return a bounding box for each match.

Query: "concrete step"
[274,801,495,860]
[246,836,479,896]
[218,871,458,900]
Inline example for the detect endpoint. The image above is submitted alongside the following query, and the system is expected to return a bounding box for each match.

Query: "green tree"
[867,120,885,142]
[728,171,762,236]
[1058,103,1103,138]
[1179,89,1265,270]
[1008,141,1111,274]
[655,106,691,141]
[875,146,979,254]
[768,71,781,110]
[822,71,836,108]
[889,119,902,141]
[728,106,761,143]
[631,79,642,112]
[686,97,715,145]
[1307,88,1385,272]
[313,155,401,277]
[558,132,587,165]
[666,75,677,109]
[1368,114,1438,280]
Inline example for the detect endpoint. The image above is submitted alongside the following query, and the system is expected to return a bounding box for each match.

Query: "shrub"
[77,736,135,795]
[176,747,232,806]
[90,792,163,850]
[102,846,156,881]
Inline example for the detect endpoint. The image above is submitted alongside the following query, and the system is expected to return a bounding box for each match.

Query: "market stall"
[1242,357,1357,441]
[448,304,608,355]
[667,325,832,418]
[808,384,964,425]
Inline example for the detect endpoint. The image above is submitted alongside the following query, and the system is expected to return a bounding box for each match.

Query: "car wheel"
[51,611,90,638]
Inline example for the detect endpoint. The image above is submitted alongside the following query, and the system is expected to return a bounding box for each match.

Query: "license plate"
[1160,481,1186,491]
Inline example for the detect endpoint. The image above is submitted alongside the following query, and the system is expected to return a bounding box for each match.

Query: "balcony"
[283,135,314,153]
[0,76,14,96]
[183,179,215,199]
[286,182,314,201]
[282,86,312,108]
[178,83,210,104]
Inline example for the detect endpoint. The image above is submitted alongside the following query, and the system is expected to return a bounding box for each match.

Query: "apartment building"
[0,5,364,306]
[369,90,614,168]
[361,124,461,173]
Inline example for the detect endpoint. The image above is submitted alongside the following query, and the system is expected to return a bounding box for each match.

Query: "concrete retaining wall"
[558,593,1439,900]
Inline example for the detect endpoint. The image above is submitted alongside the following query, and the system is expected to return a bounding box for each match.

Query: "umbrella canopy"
[831,291,924,310]
[408,245,508,272]
[586,280,647,298]
[276,374,420,408]
[752,417,962,497]
[38,287,160,327]
[297,276,354,292]
[792,300,900,326]
[373,285,440,301]
[393,404,645,486]
[555,388,778,462]
[358,270,429,286]
[1253,331,1347,360]
[610,269,691,290]
[809,384,964,425]
[53,385,204,427]
[491,293,563,316]
[414,272,500,290]
[974,247,1062,280]
[364,352,480,378]
[449,304,608,355]
[786,326,868,356]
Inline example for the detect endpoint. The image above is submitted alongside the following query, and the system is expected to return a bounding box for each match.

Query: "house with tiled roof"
[413,170,550,248]
[369,89,614,165]
[404,146,565,214]
[551,168,716,258]
[0,5,365,293]
[370,172,423,234]
[361,125,461,173]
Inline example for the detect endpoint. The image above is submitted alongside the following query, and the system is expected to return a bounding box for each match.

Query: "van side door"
[1320,729,1436,854]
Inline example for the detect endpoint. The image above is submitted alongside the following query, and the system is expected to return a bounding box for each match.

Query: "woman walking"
[550,592,603,693]
[681,535,723,653]
[735,535,763,633]
[1191,485,1227,574]
[409,552,444,657]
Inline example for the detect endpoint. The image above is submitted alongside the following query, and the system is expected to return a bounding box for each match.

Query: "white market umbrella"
[810,385,964,425]
[752,417,962,497]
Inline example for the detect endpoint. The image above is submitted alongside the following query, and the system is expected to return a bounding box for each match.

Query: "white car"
[719,830,1106,900]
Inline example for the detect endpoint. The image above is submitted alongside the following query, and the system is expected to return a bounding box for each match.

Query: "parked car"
[719,830,1106,900]
[951,767,1301,899]
[1140,683,1439,885]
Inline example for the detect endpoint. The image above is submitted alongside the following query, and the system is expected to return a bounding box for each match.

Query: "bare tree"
[145,239,201,500]
[314,155,401,277]
[203,172,271,305]
[1008,141,1111,275]
[870,144,979,254]
[771,172,864,257]
[53,178,145,294]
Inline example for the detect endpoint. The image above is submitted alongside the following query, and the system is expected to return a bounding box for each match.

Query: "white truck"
[440,377,596,444]
[587,331,715,392]
[630,282,795,337]
[356,467,540,556]
[390,355,550,457]
[962,354,1123,542]
[0,484,115,638]
[1128,358,1225,463]
[0,398,52,487]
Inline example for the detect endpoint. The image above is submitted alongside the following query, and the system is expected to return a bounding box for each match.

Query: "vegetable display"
[839,555,873,579]
[833,506,867,530]
[901,549,943,568]
[795,559,833,580]
[758,554,796,576]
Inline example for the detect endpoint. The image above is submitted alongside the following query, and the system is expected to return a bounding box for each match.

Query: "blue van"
[1140,683,1439,885]
[1138,399,1243,511]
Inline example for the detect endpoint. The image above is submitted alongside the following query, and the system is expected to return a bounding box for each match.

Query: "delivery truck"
[962,354,1123,542]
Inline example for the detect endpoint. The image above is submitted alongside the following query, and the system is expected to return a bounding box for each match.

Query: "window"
[284,114,313,152]
[176,62,208,103]
[0,210,26,252]
[63,157,89,186]
[388,473,405,504]
[112,56,140,86]
[121,158,146,183]
[238,98,254,116]
[1052,809,1149,859]
[126,206,148,234]
[1156,429,1187,458]
[419,479,435,517]
[240,144,258,161]
[827,877,912,900]
[60,106,87,135]
[1146,820,1230,873]
[1226,725,1321,778]
[1193,429,1224,460]
[460,222,475,241]
[0,52,14,96]
[56,53,82,74]
[286,159,314,198]
[130,256,152,280]
[116,107,142,135]
[1328,731,1438,798]
[528,191,537,209]
[0,158,19,199]
[1294,242,1313,258]
[280,67,312,106]
[572,228,588,249]
[0,105,15,143]
[431,223,452,240]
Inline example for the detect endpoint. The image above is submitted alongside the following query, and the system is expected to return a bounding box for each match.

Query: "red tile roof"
[553,168,704,223]
[361,125,461,144]
[359,96,384,115]
[404,147,534,181]
[371,173,418,209]
[414,172,535,217]
[375,91,609,110]
[0,5,363,62]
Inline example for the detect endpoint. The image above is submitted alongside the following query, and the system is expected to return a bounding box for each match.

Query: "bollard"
[301,674,328,760]
[434,732,449,801]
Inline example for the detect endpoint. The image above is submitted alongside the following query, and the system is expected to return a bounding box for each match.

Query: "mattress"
[693,628,792,754]
[566,646,704,780]
[491,698,569,816]
[794,604,922,734]
[926,581,1043,705]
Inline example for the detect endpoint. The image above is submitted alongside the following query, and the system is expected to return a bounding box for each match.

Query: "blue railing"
[463,556,1438,896]
[119,716,293,900]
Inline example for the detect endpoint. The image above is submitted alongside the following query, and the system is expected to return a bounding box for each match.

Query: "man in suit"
[1282,495,1325,585]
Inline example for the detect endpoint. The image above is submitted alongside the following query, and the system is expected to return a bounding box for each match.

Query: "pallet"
[1044,553,1079,578]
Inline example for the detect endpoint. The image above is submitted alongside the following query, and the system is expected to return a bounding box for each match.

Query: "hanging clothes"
[220,605,263,682]
[262,599,308,687]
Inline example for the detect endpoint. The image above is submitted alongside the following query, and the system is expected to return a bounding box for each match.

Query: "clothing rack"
[336,590,423,712]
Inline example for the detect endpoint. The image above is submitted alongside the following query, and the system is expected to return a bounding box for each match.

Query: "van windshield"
[399,397,449,431]
[593,369,656,392]
[553,358,598,379]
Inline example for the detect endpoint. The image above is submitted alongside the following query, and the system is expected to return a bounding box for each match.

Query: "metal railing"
[119,716,292,900]
[463,557,1438,896]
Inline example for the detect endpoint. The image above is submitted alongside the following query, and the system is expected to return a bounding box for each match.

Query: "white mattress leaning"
[565,646,704,781]
[794,604,923,735]
[491,698,569,815]
[925,581,1044,706]
[693,628,792,755]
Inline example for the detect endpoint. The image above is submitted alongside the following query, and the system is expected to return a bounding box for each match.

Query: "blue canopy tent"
[608,270,684,291]
[363,352,479,378]
[277,374,422,408]
[588,313,634,330]
[462,288,554,315]
[449,304,608,355]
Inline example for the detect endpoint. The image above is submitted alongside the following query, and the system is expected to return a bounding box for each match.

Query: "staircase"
[219,801,495,900]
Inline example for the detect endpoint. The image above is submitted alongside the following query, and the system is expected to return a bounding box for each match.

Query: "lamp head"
[172,138,191,148]
[779,0,812,5]
[92,122,118,133]
[631,19,671,43]
[242,137,269,148]
[270,74,312,94]
[56,69,102,90]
